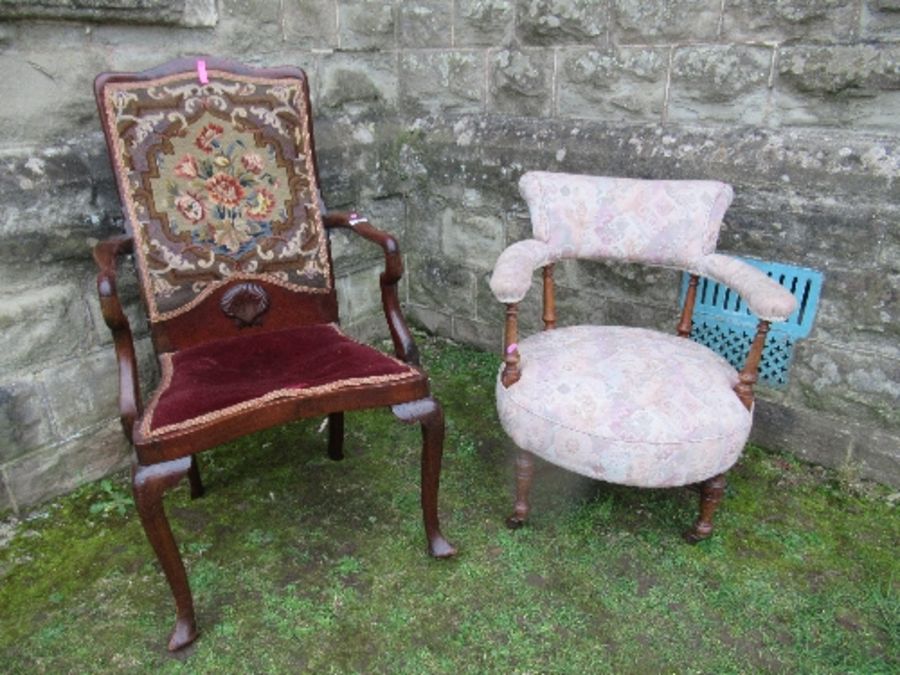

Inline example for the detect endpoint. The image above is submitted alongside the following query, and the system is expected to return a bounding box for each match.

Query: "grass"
[0,335,897,673]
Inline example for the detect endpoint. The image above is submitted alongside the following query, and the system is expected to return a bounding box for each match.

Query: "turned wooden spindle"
[542,264,557,331]
[506,449,535,529]
[677,274,699,338]
[734,319,770,410]
[502,303,521,387]
[684,473,727,543]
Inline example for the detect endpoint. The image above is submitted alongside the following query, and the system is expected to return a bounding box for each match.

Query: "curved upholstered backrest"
[96,59,332,323]
[519,171,733,268]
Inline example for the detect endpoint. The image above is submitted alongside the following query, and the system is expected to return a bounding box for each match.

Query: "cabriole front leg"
[132,457,198,651]
[392,398,457,558]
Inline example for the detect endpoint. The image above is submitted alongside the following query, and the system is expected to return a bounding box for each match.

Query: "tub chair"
[490,171,796,541]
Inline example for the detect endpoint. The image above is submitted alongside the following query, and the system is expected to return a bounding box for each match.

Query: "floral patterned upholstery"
[492,172,797,536]
[489,239,554,304]
[519,171,733,267]
[491,172,796,320]
[496,326,752,488]
[694,254,796,322]
[100,69,330,321]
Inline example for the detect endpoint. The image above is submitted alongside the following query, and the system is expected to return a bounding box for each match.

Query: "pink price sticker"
[196,59,209,84]
[506,343,518,354]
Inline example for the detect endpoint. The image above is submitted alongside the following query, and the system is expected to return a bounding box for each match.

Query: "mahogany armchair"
[93,57,455,651]
[491,172,797,541]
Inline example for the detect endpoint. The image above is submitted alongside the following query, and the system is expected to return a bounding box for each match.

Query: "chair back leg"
[327,412,345,461]
[187,456,205,499]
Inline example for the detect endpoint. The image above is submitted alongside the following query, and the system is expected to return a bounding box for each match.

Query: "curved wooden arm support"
[499,265,556,388]
[93,234,141,442]
[501,303,521,388]
[677,274,699,337]
[542,264,557,330]
[324,210,419,366]
[734,320,770,411]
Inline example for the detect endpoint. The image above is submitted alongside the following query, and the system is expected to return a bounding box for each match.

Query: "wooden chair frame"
[93,58,455,651]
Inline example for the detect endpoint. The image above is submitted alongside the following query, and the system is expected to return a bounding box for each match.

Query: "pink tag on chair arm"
[506,343,518,355]
[197,59,209,84]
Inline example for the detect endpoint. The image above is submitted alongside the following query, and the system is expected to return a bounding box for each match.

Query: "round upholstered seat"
[496,325,753,488]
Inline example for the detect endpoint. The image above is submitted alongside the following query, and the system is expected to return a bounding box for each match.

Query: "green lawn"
[1,336,897,673]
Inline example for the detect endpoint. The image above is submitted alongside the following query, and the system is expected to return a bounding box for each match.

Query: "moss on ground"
[1,336,897,673]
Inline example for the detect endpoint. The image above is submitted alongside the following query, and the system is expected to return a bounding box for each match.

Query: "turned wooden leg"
[187,456,204,499]
[392,398,457,558]
[684,473,727,544]
[327,412,344,461]
[506,450,535,529]
[132,458,198,651]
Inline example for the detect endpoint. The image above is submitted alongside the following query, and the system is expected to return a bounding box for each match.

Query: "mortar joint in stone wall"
[482,49,490,113]
[552,47,559,118]
[854,0,865,40]
[606,1,612,47]
[1,466,18,515]
[766,44,779,122]
[34,372,62,442]
[662,45,675,125]
[450,0,456,48]
[716,0,726,40]
[335,0,342,50]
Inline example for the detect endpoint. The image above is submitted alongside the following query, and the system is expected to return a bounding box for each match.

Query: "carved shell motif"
[220,282,270,327]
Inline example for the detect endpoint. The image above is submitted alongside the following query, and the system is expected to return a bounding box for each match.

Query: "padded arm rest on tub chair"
[694,254,797,321]
[489,239,555,304]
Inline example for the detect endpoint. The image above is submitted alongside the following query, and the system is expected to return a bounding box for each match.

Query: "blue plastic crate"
[679,258,823,388]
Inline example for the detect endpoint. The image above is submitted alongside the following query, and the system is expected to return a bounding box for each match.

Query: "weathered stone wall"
[0,1,897,512]
[392,1,900,486]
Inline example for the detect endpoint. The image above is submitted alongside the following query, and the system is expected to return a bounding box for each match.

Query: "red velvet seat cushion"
[143,324,419,437]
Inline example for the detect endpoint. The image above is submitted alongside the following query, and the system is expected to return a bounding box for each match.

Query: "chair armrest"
[323,210,419,365]
[93,234,134,322]
[694,254,797,322]
[92,234,142,442]
[324,210,403,282]
[489,240,554,304]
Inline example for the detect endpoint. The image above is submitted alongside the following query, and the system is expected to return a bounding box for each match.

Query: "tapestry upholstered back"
[96,60,332,326]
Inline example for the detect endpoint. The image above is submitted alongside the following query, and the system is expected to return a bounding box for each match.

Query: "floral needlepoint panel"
[102,71,332,321]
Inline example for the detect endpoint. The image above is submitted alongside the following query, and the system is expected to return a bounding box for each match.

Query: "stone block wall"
[0,1,897,512]
[392,1,900,486]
